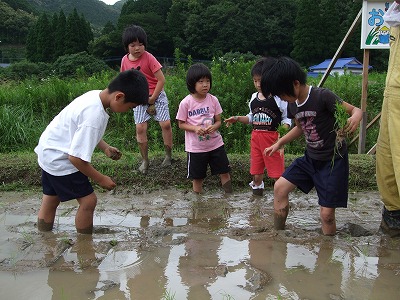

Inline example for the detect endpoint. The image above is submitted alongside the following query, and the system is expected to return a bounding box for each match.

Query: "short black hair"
[186,63,212,94]
[251,57,277,77]
[108,69,149,105]
[261,56,307,98]
[251,58,265,77]
[122,25,147,51]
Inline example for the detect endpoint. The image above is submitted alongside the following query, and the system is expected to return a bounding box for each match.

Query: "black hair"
[186,63,212,94]
[261,56,307,98]
[108,69,149,105]
[251,58,265,77]
[122,25,148,52]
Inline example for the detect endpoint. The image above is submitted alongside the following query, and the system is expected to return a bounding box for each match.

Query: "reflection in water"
[2,191,400,299]
[47,234,100,299]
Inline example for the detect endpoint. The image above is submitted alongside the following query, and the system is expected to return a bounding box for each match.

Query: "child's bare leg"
[192,179,204,194]
[159,120,173,167]
[37,195,61,231]
[136,122,149,173]
[320,206,336,235]
[273,177,295,230]
[253,174,263,186]
[75,192,97,234]
[220,173,232,193]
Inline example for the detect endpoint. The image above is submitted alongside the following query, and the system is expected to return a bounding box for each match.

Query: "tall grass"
[0,62,386,155]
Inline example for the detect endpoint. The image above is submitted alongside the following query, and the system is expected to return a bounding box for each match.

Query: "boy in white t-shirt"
[176,63,232,194]
[34,69,149,234]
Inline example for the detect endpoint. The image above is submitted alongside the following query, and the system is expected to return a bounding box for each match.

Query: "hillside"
[24,0,127,28]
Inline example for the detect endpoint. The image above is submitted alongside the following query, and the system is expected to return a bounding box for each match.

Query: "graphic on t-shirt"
[250,97,281,131]
[253,112,272,126]
[199,117,215,141]
[297,110,323,149]
[188,106,210,117]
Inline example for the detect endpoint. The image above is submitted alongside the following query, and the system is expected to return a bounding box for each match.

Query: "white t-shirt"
[34,90,109,176]
[176,93,224,153]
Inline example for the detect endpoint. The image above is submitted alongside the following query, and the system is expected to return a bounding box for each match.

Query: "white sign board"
[361,0,392,49]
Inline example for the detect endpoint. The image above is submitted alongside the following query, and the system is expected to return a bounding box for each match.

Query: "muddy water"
[0,189,399,300]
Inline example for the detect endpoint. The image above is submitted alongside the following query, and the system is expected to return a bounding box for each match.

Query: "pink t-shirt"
[120,51,162,95]
[176,93,224,153]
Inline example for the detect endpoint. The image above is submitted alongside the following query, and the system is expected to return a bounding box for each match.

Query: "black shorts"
[187,145,231,180]
[41,169,94,202]
[282,151,349,208]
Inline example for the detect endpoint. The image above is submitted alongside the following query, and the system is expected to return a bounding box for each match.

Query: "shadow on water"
[0,189,400,299]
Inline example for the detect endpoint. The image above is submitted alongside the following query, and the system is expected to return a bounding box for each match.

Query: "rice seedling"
[161,289,176,300]
[220,291,235,300]
[331,101,349,168]
[277,123,289,136]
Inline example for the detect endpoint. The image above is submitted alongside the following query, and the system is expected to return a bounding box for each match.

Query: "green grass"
[0,61,386,155]
[0,151,377,192]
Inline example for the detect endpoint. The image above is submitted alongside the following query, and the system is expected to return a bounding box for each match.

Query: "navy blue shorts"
[282,152,349,208]
[41,169,94,202]
[187,145,231,180]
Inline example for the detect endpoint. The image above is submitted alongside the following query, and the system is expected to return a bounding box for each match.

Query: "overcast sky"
[99,0,120,5]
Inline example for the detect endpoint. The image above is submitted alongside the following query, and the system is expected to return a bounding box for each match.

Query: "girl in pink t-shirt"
[176,63,232,194]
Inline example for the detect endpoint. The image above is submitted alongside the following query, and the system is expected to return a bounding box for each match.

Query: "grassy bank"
[0,61,386,155]
[0,151,377,193]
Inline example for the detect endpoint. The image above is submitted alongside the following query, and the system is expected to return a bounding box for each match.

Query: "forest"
[0,0,390,71]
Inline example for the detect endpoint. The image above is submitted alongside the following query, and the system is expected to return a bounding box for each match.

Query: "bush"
[0,60,52,81]
[52,52,112,78]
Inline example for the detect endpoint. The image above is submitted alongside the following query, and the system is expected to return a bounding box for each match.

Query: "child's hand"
[345,108,362,133]
[205,124,217,134]
[146,104,156,115]
[224,116,238,127]
[195,126,206,136]
[264,142,281,156]
[99,175,117,190]
[105,146,122,160]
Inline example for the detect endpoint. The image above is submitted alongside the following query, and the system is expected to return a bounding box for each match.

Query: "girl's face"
[194,77,211,97]
[128,40,145,59]
[252,75,262,93]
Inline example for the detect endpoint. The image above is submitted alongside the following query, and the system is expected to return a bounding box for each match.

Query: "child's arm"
[178,120,207,136]
[224,115,250,127]
[205,114,222,134]
[342,101,363,133]
[149,69,165,105]
[68,156,116,190]
[98,139,122,160]
[264,119,303,156]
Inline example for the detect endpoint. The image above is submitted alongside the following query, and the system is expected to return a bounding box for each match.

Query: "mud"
[1,188,399,299]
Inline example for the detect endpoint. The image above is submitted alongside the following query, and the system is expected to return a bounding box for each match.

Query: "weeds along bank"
[0,151,376,192]
[0,59,386,155]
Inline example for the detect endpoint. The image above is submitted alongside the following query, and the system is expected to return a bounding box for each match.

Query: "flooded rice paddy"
[0,189,399,299]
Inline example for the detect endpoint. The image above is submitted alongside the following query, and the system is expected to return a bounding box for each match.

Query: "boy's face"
[128,40,145,59]
[110,94,138,112]
[279,93,297,103]
[194,77,211,96]
[253,75,262,93]
[279,81,300,103]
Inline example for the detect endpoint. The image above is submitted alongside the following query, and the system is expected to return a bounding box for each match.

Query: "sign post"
[359,1,391,153]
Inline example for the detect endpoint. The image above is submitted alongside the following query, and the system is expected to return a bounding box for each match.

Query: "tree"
[102,21,116,35]
[117,0,173,57]
[291,0,325,66]
[65,9,93,55]
[35,13,54,62]
[26,9,93,63]
[54,11,67,58]
[0,1,36,44]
